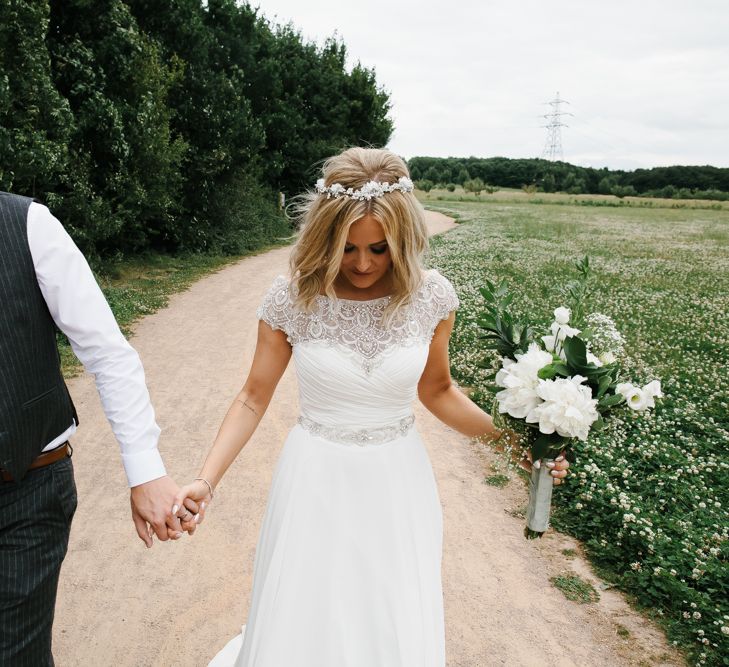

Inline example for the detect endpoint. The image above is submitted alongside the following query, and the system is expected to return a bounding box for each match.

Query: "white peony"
[554,306,571,325]
[525,375,599,441]
[495,343,553,419]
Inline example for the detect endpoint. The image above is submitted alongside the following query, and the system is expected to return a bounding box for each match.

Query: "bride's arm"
[418,312,500,439]
[172,321,292,514]
[417,312,569,484]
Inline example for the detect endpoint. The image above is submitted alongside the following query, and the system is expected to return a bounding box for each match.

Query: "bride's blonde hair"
[289,147,429,322]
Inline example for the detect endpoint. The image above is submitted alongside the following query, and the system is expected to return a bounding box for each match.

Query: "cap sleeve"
[425,269,459,322]
[256,275,292,333]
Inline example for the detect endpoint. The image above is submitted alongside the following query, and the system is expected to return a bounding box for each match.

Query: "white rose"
[495,343,553,419]
[554,307,571,325]
[525,375,600,441]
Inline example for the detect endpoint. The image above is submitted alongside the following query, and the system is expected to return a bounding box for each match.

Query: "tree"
[424,166,440,183]
[598,176,616,195]
[417,179,434,193]
[611,184,637,199]
[464,178,484,195]
[47,0,187,253]
[541,172,556,193]
[0,0,73,197]
[457,168,470,184]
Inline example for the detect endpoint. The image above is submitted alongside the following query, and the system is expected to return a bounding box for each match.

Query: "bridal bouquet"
[477,257,662,539]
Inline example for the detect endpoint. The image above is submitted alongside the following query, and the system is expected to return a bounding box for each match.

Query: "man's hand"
[130,476,201,547]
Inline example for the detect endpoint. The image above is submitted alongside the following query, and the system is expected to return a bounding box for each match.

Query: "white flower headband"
[315,176,414,201]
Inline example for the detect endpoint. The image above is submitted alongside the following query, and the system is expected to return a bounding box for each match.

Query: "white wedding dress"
[209,269,458,667]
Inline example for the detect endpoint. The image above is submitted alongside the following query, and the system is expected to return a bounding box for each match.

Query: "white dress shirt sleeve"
[27,202,167,487]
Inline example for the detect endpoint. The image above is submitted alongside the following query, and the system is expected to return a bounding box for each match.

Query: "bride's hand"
[518,450,570,486]
[170,480,213,535]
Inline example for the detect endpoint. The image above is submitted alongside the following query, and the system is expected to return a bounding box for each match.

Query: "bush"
[611,185,637,199]
[464,178,485,195]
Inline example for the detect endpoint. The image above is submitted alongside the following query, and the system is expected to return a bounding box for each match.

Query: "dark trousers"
[0,456,77,666]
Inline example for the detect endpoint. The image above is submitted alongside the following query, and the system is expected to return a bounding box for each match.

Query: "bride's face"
[337,214,392,294]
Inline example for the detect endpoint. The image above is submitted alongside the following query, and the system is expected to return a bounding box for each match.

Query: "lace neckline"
[257,269,459,374]
[315,293,392,305]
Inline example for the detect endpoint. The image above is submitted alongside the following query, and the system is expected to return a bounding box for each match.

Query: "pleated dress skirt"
[208,421,446,667]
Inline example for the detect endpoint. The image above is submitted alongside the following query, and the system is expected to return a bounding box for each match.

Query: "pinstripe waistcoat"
[0,192,77,482]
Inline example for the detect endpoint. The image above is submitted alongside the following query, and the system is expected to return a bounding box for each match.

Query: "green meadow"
[425,196,729,666]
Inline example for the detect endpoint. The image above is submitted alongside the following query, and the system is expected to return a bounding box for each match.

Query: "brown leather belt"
[0,442,72,482]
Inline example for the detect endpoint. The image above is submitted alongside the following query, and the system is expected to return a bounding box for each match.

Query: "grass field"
[419,185,729,212]
[424,198,729,666]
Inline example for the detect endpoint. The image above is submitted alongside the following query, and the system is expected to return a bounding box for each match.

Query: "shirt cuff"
[121,448,168,487]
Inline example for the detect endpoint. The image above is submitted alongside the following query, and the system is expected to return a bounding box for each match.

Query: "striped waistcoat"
[0,192,77,481]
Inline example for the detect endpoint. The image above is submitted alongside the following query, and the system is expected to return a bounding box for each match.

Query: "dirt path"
[54,211,682,666]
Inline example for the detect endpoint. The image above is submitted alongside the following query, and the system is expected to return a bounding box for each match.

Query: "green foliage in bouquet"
[477,279,534,359]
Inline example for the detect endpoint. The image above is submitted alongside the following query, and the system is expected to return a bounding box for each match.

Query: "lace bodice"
[257,269,458,372]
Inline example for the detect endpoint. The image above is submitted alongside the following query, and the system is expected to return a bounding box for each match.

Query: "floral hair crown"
[315,176,414,201]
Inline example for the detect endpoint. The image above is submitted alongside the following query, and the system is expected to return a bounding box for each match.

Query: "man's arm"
[26,202,194,545]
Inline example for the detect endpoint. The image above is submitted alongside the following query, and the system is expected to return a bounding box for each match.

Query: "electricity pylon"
[541,92,572,161]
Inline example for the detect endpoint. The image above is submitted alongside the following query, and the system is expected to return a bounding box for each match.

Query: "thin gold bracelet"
[194,477,215,499]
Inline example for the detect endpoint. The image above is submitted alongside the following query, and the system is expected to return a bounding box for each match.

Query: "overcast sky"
[253,0,729,170]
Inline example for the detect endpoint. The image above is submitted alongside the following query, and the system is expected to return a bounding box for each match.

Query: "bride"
[172,147,570,666]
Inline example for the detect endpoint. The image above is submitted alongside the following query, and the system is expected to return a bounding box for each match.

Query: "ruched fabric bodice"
[257,270,459,432]
[293,343,427,427]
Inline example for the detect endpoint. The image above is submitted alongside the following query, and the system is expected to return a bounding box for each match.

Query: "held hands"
[130,475,207,547]
[170,479,214,534]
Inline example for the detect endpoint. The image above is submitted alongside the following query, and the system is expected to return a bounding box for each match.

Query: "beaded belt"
[297,414,415,447]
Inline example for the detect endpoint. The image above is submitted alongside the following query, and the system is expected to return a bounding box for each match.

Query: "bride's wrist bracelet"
[195,477,215,499]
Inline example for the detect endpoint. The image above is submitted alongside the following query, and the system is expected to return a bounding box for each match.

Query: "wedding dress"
[209,269,458,667]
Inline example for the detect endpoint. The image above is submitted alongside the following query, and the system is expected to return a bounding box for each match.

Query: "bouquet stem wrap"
[525,458,555,539]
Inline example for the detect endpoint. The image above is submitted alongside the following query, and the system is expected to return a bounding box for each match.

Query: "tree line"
[0,0,392,259]
[408,156,729,200]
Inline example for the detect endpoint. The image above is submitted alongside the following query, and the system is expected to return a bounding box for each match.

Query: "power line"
[541,92,573,161]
